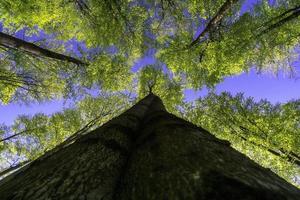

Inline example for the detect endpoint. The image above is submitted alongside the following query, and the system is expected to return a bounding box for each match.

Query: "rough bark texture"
[0,93,299,199]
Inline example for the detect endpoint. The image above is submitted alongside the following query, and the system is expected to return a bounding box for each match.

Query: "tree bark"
[0,93,299,199]
[0,32,87,65]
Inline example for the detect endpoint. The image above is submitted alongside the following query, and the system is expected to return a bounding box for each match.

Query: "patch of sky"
[106,45,118,55]
[13,28,64,50]
[268,0,276,7]
[131,48,156,72]
[0,100,66,126]
[64,38,114,59]
[240,0,262,15]
[184,68,300,104]
[136,0,152,9]
[144,28,157,41]
[153,7,163,21]
[65,38,87,58]
[239,0,281,15]
[193,18,207,40]
[183,9,192,18]
[292,46,300,68]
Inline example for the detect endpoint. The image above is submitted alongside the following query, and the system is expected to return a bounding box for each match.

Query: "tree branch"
[188,0,239,48]
[0,160,31,178]
[0,129,35,143]
[0,32,87,65]
[258,5,300,37]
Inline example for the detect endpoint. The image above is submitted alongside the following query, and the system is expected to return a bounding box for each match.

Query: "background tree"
[180,92,300,186]
[0,31,87,103]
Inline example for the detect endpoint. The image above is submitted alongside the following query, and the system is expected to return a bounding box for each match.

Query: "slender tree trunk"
[0,32,86,65]
[0,160,31,178]
[188,0,239,48]
[0,93,299,199]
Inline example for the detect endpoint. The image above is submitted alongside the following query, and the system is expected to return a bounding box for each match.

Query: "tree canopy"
[180,92,300,185]
[0,0,299,187]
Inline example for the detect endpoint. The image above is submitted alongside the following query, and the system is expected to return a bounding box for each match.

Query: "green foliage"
[0,46,86,104]
[180,92,300,186]
[137,65,183,112]
[83,54,133,91]
[158,1,300,88]
[0,0,299,103]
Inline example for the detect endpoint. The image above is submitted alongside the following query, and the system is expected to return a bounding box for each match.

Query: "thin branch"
[0,129,34,143]
[258,6,300,37]
[199,108,300,168]
[0,160,31,178]
[260,5,300,29]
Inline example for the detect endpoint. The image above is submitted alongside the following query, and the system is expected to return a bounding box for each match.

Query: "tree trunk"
[0,93,299,199]
[188,0,239,48]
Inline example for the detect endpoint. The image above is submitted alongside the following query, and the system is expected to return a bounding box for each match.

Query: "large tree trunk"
[0,93,299,199]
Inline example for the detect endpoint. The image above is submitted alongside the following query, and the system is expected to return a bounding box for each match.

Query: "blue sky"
[184,69,300,103]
